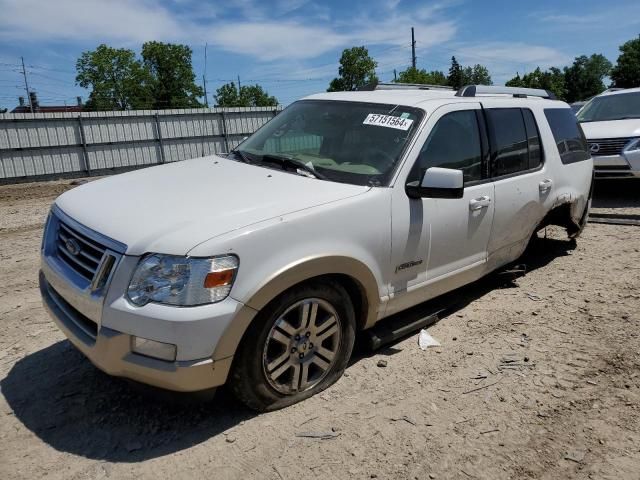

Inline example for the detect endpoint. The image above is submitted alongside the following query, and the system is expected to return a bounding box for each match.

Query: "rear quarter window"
[544,108,590,164]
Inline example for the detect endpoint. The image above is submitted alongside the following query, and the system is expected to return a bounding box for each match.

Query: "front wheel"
[230,281,356,412]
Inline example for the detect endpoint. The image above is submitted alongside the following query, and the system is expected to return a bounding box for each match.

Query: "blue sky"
[1,0,639,109]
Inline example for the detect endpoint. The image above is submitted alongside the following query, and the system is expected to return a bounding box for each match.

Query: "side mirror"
[406,167,464,199]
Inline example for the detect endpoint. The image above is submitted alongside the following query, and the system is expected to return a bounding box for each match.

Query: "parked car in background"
[577,87,640,179]
[571,101,586,114]
[40,85,593,411]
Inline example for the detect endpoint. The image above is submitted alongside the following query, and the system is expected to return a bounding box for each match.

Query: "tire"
[230,281,356,412]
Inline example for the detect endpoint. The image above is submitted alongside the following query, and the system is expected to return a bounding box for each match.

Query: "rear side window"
[544,108,590,164]
[522,109,542,169]
[485,109,530,177]
[409,110,482,183]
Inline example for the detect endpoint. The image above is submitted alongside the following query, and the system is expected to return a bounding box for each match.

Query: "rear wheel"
[230,281,355,411]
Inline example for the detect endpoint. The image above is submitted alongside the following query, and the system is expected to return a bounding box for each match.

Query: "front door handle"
[539,179,553,193]
[469,196,492,211]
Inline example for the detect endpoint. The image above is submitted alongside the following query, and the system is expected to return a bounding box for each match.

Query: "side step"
[364,304,445,351]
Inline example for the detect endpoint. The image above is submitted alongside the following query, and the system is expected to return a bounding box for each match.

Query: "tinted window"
[486,109,529,177]
[409,110,482,183]
[544,108,590,164]
[522,109,542,169]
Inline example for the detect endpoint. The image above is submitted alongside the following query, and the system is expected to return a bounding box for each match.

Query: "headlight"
[624,137,640,152]
[127,254,238,307]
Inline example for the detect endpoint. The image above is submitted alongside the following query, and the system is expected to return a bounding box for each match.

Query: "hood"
[580,119,640,140]
[55,156,369,256]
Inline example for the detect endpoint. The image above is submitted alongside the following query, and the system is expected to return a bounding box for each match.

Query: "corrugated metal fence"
[0,106,282,183]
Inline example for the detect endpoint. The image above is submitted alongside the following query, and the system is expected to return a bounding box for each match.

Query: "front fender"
[210,255,381,361]
[188,189,392,361]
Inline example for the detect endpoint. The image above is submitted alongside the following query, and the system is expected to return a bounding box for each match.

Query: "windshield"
[577,92,640,122]
[234,100,424,186]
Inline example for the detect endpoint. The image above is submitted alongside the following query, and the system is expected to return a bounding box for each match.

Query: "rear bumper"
[40,271,231,392]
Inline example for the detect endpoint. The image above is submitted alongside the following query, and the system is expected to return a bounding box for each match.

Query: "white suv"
[40,85,593,411]
[577,87,640,178]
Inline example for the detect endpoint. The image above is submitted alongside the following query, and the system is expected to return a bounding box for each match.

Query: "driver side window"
[409,110,482,183]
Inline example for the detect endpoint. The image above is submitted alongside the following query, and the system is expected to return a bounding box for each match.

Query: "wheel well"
[254,273,369,332]
[319,273,368,331]
[226,273,370,373]
[536,203,581,236]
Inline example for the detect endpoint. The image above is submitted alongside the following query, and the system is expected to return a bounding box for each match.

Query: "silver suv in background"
[577,87,640,178]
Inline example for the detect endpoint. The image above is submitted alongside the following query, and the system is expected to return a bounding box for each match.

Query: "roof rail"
[373,82,454,91]
[456,85,557,100]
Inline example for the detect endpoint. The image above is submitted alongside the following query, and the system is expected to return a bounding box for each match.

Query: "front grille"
[588,138,632,156]
[56,221,107,282]
[45,279,99,340]
[594,164,631,171]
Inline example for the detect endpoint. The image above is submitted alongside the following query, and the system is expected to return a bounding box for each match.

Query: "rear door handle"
[539,179,553,192]
[469,196,492,211]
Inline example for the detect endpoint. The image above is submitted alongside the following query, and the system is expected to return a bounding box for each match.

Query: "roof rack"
[357,82,454,91]
[456,85,557,100]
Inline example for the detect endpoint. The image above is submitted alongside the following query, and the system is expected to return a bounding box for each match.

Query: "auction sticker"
[363,113,414,131]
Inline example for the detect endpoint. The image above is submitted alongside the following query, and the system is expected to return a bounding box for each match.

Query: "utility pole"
[20,56,34,113]
[237,75,241,92]
[411,27,416,69]
[203,75,208,107]
[202,43,209,107]
[394,69,397,81]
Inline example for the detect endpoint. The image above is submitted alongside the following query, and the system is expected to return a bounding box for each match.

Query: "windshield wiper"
[229,149,254,164]
[261,154,327,180]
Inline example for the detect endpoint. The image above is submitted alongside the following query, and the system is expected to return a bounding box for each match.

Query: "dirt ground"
[0,176,639,480]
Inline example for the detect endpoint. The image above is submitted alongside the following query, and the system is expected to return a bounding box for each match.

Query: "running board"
[364,305,445,351]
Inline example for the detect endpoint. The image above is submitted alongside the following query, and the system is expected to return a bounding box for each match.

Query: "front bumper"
[40,271,232,392]
[593,154,640,179]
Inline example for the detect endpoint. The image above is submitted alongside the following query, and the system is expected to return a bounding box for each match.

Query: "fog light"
[132,337,177,361]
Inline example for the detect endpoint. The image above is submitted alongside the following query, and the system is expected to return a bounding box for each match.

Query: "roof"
[302,88,564,109]
[302,89,458,108]
[598,87,640,97]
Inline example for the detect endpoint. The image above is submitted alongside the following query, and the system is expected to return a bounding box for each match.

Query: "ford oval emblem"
[65,238,81,256]
[590,143,600,154]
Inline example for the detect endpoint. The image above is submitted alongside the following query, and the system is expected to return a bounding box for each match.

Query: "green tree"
[610,37,640,88]
[563,54,612,103]
[240,85,278,106]
[214,82,278,107]
[506,67,566,100]
[0,107,7,113]
[141,41,203,109]
[447,56,464,89]
[327,46,378,91]
[462,64,492,85]
[76,44,152,110]
[395,67,447,85]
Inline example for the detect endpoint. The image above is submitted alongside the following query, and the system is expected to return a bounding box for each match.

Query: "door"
[483,107,548,269]
[387,103,495,314]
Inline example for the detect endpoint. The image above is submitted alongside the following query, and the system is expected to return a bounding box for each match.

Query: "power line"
[28,71,75,85]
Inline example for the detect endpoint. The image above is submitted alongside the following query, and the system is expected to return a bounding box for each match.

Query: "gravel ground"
[0,177,639,480]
